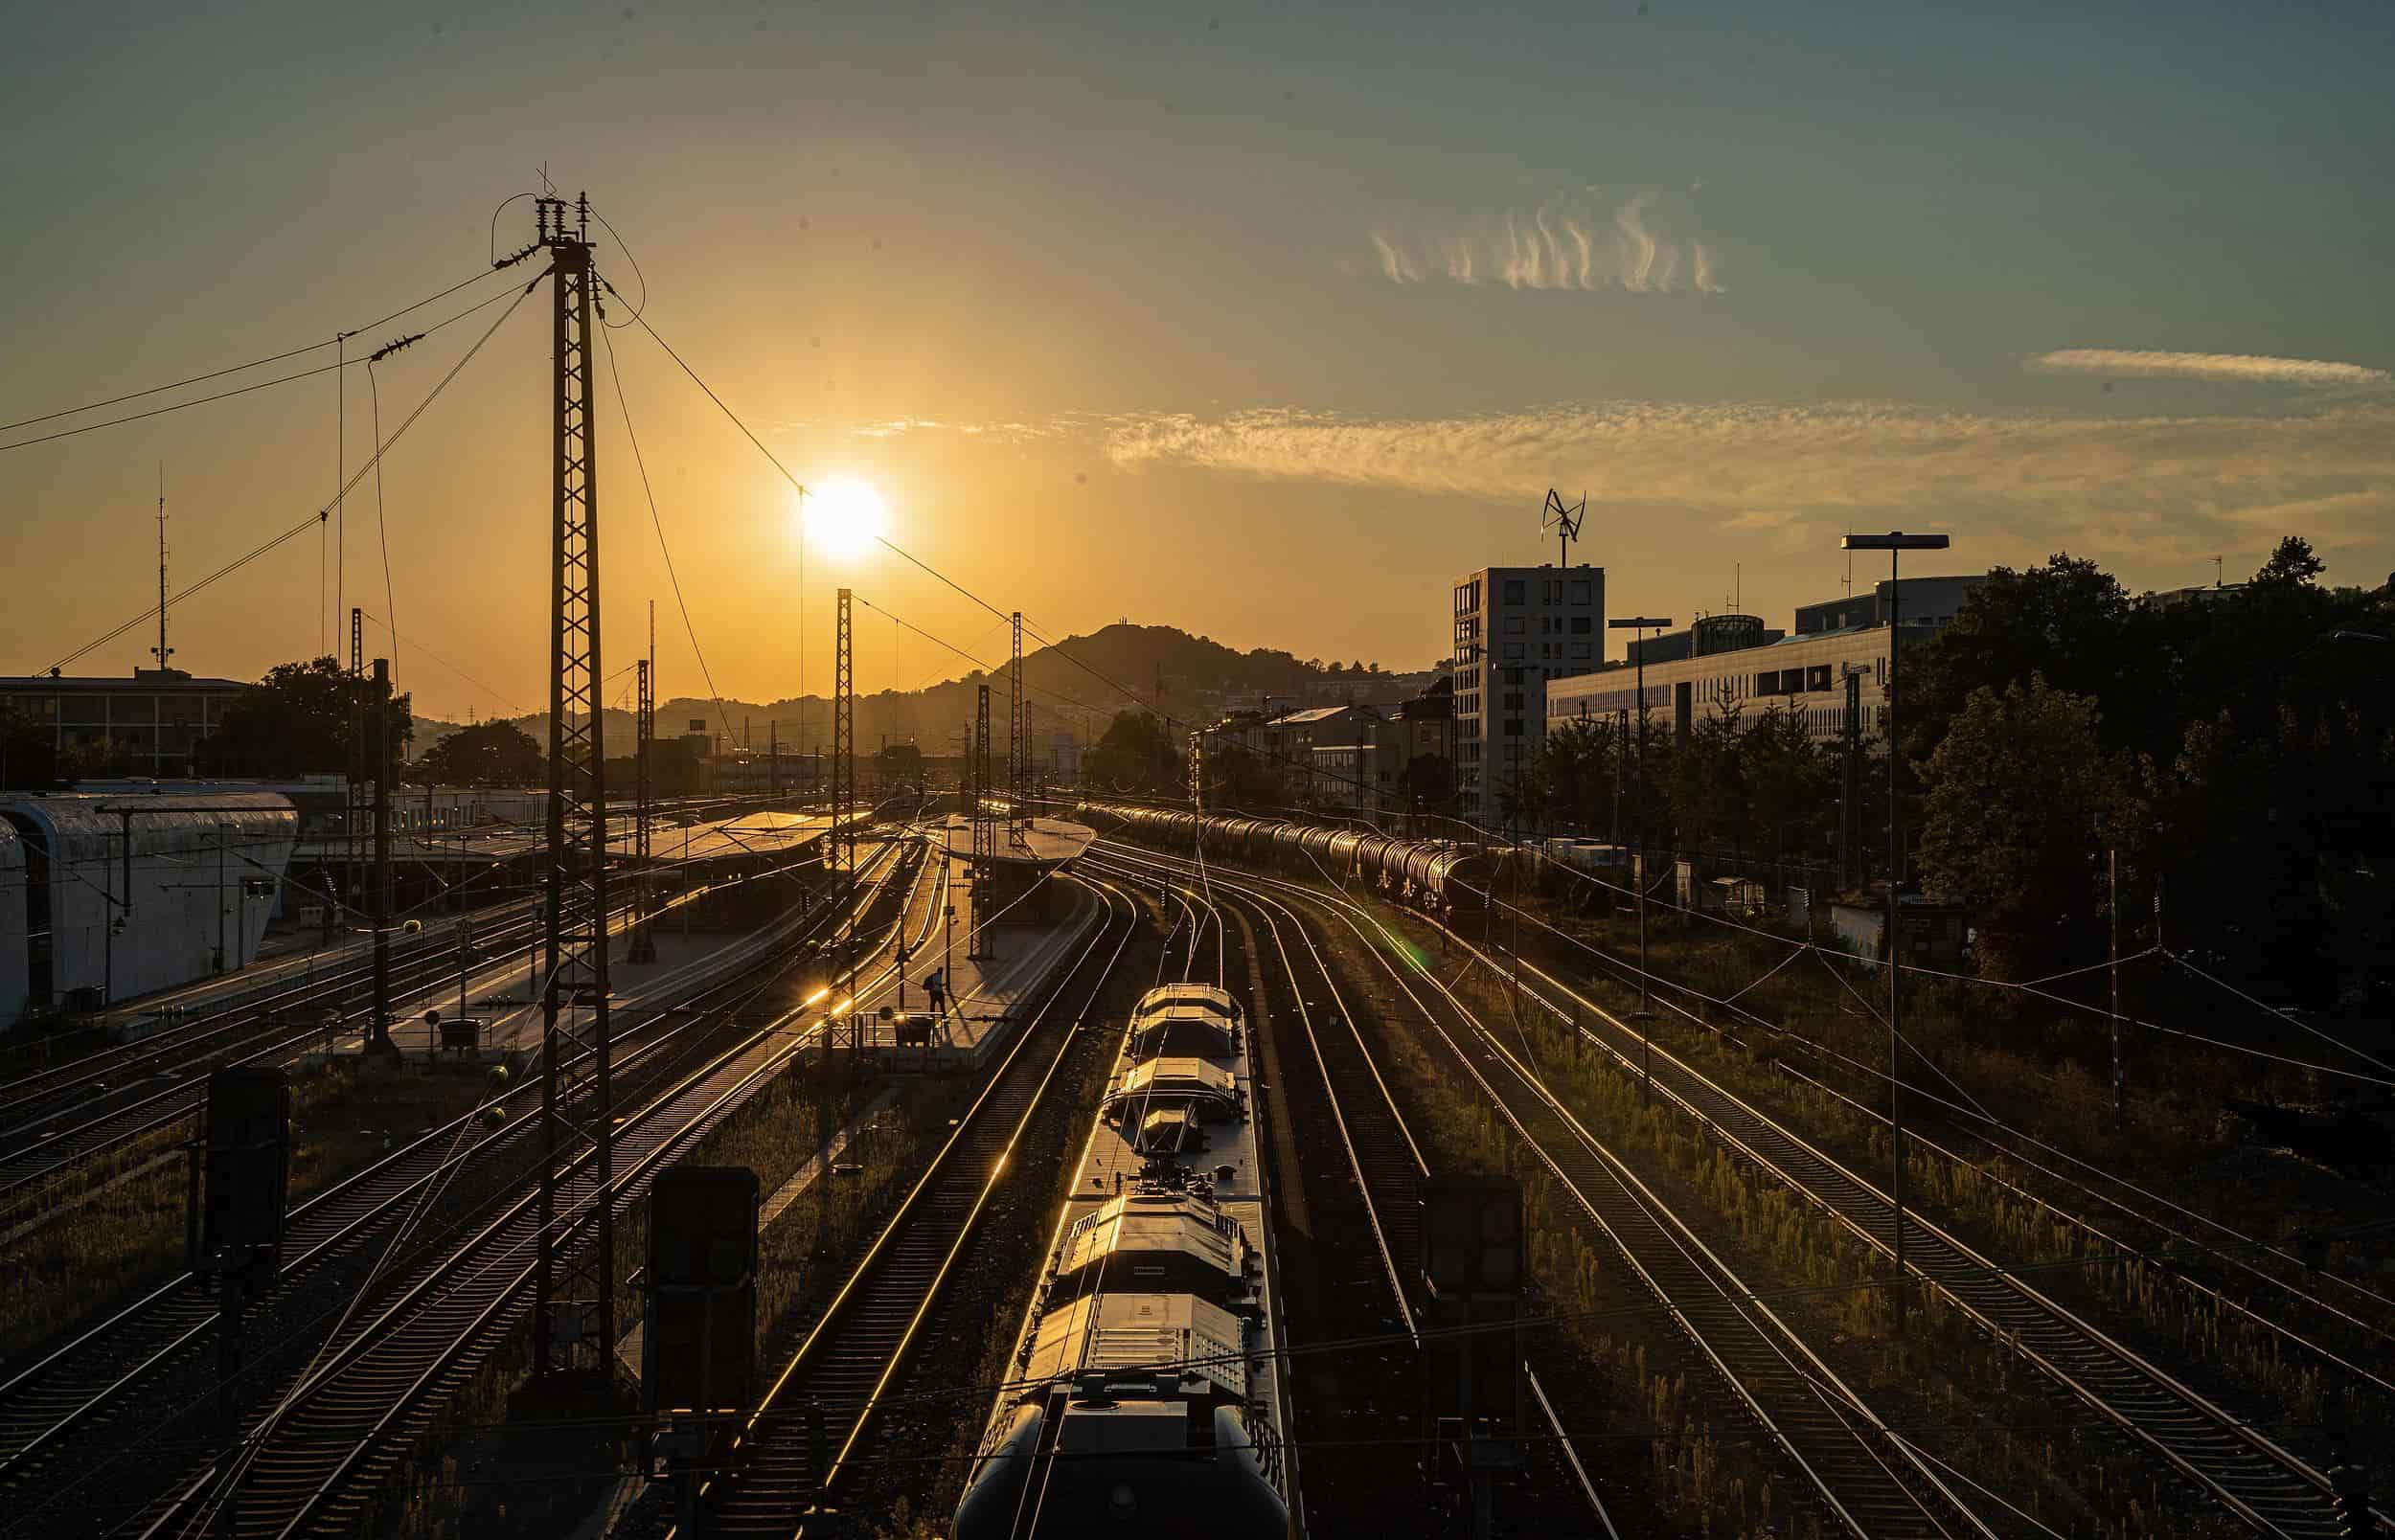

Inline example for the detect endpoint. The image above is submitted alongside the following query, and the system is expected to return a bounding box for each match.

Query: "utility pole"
[1608,615,1673,1101]
[533,192,615,1380]
[1839,668,1863,891]
[2110,846,2123,1130]
[369,657,394,1054]
[215,822,229,974]
[1843,530,1950,1334]
[834,587,857,1060]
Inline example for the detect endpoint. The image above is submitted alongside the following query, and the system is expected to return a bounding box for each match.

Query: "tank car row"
[1080,800,1504,921]
[953,983,1292,1538]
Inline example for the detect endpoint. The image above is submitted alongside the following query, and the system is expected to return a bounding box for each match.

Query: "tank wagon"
[953,983,1290,1538]
[1080,801,1505,921]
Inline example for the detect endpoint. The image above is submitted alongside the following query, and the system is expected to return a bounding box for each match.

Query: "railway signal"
[188,1066,290,1419]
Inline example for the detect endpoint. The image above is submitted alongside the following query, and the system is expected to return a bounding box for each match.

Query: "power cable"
[0,265,513,441]
[594,318,740,755]
[41,272,544,676]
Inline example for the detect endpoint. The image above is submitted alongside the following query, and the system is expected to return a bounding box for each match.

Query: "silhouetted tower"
[833,587,856,876]
[969,683,995,959]
[533,192,616,1379]
[151,468,172,672]
[627,654,657,964]
[833,587,858,1049]
[338,606,366,941]
[369,657,394,1052]
[1008,611,1028,838]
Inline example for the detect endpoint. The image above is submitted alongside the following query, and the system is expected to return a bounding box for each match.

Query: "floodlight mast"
[1838,529,1950,1332]
[1605,613,1673,1102]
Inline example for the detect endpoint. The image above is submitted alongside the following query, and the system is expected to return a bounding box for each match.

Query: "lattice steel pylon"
[969,684,996,958]
[833,587,858,1048]
[1007,611,1028,837]
[627,655,657,964]
[534,192,615,1380]
[337,606,364,940]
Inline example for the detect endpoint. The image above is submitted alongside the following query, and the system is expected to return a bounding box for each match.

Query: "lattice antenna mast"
[1541,487,1585,569]
[344,606,365,930]
[151,467,173,670]
[533,191,615,1379]
[1188,730,1203,813]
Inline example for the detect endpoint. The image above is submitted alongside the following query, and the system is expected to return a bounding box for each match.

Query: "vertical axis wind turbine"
[1541,487,1585,567]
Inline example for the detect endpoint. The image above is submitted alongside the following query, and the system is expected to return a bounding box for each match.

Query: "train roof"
[1055,1192,1251,1297]
[1131,983,1240,1020]
[1024,1292,1249,1401]
[1102,1057,1240,1119]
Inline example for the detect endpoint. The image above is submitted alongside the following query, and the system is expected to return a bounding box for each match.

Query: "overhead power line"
[43,272,547,675]
[0,264,523,445]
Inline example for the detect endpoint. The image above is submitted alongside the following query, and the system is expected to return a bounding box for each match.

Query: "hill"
[412,623,1437,759]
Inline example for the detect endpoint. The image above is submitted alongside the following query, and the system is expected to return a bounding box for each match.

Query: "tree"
[1741,705,1837,872]
[1206,743,1291,811]
[1081,711,1179,794]
[418,720,543,787]
[2254,534,2325,587]
[1528,715,1621,834]
[1915,676,2143,982]
[199,656,414,779]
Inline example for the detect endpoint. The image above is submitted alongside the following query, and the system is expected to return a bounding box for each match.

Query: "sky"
[3,0,2391,729]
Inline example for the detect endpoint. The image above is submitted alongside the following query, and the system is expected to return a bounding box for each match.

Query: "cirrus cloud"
[1102,400,2395,569]
[1371,190,1722,295]
[2028,350,2390,390]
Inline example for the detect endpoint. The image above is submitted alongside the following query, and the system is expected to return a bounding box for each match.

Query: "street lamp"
[1840,530,1948,1328]
[1608,615,1673,1101]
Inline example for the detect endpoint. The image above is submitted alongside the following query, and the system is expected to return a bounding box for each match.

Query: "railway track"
[673,874,1140,1537]
[1096,844,1997,1540]
[0,837,927,1540]
[0,837,864,1225]
[1109,834,2372,1540]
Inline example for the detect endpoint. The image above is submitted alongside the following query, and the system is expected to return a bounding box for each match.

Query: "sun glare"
[805,475,886,560]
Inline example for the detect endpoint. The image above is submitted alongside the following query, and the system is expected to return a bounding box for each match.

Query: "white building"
[1449,565,1605,826]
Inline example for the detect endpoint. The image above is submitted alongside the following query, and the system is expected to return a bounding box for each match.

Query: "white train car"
[953,983,1293,1537]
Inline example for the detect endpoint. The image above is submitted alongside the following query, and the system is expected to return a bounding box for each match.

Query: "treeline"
[1524,538,2393,1011]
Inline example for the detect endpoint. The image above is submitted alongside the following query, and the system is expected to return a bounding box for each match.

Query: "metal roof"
[1025,1292,1248,1400]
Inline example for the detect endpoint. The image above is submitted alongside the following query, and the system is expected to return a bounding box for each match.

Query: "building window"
[1569,579,1593,603]
[1504,718,1524,736]
[1502,579,1526,604]
[1570,642,1591,659]
[1502,643,1524,660]
[1502,616,1525,634]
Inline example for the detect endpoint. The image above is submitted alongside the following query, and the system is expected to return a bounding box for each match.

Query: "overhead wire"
[42,274,545,675]
[0,265,512,442]
[593,313,740,756]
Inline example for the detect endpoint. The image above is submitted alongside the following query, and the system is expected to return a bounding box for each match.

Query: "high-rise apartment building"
[1448,564,1604,827]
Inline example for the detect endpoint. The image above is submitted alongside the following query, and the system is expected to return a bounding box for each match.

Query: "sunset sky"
[4,1,2391,728]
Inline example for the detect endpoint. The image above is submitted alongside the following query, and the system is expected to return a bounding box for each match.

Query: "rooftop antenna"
[1541,488,1585,568]
[1843,527,1854,598]
[1735,561,1741,614]
[150,465,173,671]
[2212,555,2224,589]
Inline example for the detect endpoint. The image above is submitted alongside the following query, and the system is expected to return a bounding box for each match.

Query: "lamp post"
[1608,615,1673,1101]
[1841,530,1949,1330]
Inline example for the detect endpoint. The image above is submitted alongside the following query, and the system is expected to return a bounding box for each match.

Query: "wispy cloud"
[1104,401,2395,566]
[2028,350,2391,390]
[1371,190,1722,295]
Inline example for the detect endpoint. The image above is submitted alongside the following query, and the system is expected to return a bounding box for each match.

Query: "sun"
[804,475,886,560]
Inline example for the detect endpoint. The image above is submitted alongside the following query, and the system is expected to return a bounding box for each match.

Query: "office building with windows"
[1448,564,1605,827]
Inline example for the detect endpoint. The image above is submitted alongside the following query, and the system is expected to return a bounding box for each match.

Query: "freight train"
[952,983,1292,1537]
[1079,800,1506,922]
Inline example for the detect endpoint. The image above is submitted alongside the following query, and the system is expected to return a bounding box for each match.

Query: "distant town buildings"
[1448,565,1606,825]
